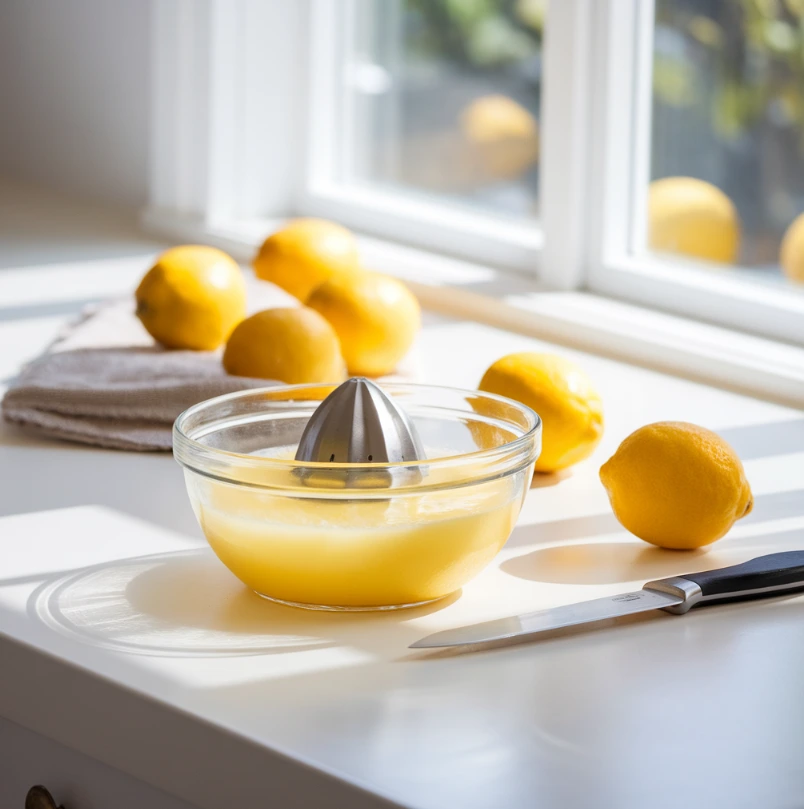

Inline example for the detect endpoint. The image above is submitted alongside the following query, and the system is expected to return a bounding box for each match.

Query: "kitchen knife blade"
[410,550,804,649]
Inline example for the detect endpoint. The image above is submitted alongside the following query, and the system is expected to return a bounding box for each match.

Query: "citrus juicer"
[294,377,426,488]
[295,377,426,465]
[174,380,541,609]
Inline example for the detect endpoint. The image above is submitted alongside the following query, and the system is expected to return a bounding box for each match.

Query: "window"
[644,0,804,287]
[586,0,804,345]
[302,0,546,268]
[340,0,544,219]
[147,0,804,349]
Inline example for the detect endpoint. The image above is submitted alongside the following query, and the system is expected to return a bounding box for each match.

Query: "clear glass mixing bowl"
[174,383,541,610]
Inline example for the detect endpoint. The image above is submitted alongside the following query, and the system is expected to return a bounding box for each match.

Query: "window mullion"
[538,0,595,290]
[584,0,645,277]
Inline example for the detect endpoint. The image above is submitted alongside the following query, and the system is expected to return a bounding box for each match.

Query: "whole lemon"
[253,219,361,301]
[460,94,539,181]
[600,422,753,550]
[648,177,740,263]
[222,307,346,384]
[780,212,804,283]
[306,273,420,377]
[479,353,604,473]
[135,245,246,350]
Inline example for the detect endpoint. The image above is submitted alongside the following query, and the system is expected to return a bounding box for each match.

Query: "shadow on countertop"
[28,548,460,658]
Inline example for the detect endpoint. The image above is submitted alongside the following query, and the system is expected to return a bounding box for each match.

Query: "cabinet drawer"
[0,716,200,809]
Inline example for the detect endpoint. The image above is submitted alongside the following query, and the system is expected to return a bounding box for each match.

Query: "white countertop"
[2,185,804,809]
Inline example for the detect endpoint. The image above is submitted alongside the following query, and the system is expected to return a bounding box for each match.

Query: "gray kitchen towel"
[2,345,276,451]
[1,299,283,451]
[2,285,419,452]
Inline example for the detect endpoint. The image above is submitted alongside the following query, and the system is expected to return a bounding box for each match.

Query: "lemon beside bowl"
[479,352,604,474]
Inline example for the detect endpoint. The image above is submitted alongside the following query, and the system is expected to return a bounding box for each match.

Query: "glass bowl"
[174,383,541,610]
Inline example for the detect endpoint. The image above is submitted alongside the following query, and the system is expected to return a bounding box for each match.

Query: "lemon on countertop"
[600,422,753,550]
[135,245,247,351]
[648,176,740,264]
[306,272,421,377]
[479,352,604,473]
[780,212,804,284]
[253,219,361,301]
[222,307,346,384]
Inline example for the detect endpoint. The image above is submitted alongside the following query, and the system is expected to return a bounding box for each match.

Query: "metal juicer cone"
[295,377,425,465]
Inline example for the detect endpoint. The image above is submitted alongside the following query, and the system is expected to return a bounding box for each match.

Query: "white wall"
[0,0,151,209]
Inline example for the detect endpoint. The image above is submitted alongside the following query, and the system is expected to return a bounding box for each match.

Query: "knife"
[410,551,804,649]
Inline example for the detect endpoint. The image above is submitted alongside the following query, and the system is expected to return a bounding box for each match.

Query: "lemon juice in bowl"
[193,459,522,609]
[175,383,540,610]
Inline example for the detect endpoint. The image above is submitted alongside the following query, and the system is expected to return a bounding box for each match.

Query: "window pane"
[644,0,804,291]
[341,0,545,218]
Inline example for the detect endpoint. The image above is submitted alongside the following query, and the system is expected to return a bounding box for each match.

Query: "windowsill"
[142,207,804,409]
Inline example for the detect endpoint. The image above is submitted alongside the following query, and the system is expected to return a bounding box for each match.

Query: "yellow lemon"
[306,273,420,377]
[780,212,804,283]
[648,177,740,263]
[600,422,753,550]
[253,219,361,301]
[258,385,337,402]
[222,307,346,384]
[460,94,539,181]
[135,245,246,350]
[479,353,604,473]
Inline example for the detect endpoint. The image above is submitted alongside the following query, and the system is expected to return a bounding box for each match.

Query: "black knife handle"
[644,551,804,614]
[684,551,804,598]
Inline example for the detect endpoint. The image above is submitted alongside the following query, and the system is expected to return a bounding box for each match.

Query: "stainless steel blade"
[409,588,684,648]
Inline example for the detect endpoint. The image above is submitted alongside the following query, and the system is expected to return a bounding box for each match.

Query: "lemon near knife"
[600,422,753,550]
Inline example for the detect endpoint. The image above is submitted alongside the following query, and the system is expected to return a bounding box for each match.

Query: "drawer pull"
[25,786,65,809]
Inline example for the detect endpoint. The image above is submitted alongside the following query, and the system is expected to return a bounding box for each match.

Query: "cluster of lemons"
[135,219,421,383]
[649,175,804,281]
[134,218,753,554]
[480,352,752,552]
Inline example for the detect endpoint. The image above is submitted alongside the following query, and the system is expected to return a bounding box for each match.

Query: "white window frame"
[142,0,804,368]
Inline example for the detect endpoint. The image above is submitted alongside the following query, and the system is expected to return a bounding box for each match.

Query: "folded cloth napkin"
[0,295,284,451]
[2,344,278,451]
[3,282,419,451]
